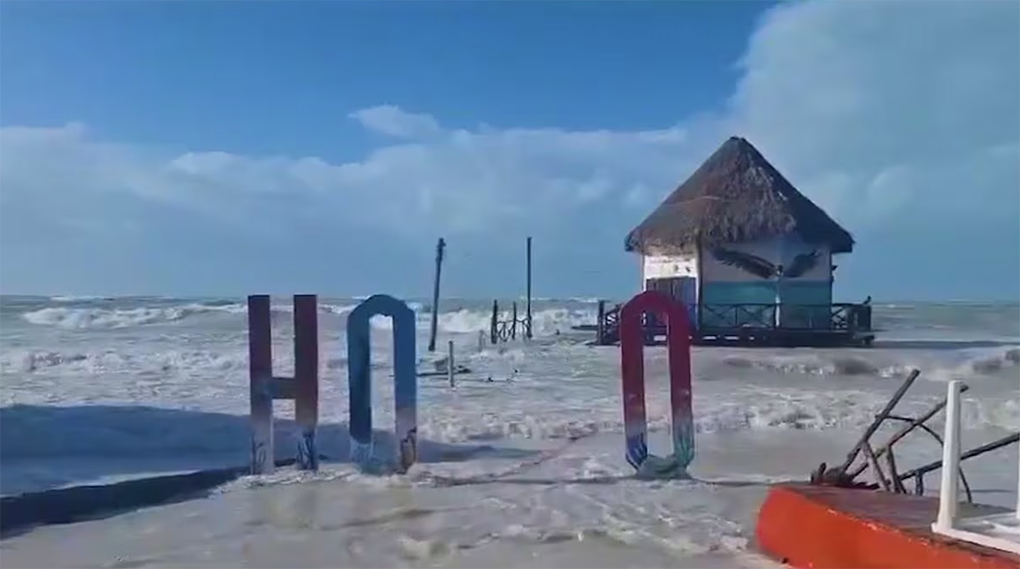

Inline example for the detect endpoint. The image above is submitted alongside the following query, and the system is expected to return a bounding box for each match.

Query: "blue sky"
[1,1,1018,301]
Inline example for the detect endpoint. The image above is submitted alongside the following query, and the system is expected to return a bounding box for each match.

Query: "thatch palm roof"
[625,136,854,255]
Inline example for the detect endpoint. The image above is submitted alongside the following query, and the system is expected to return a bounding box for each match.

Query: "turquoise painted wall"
[777,281,832,304]
[776,281,832,329]
[700,280,832,329]
[701,282,776,305]
[700,282,777,328]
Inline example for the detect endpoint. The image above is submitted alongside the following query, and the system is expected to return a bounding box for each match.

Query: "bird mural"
[709,247,820,279]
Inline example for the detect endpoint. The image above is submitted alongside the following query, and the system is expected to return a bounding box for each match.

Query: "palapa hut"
[625,136,854,329]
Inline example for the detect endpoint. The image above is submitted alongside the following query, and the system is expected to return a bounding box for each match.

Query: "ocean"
[0,295,1018,567]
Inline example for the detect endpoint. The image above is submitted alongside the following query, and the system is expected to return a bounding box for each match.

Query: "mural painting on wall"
[708,247,820,280]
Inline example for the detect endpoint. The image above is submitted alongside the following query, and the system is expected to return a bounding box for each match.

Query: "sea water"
[0,295,1017,567]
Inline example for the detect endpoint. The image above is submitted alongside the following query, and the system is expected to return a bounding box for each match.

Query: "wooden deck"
[756,484,1019,568]
[574,301,875,348]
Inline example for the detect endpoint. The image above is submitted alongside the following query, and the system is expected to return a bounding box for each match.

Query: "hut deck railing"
[598,301,872,337]
[699,303,871,331]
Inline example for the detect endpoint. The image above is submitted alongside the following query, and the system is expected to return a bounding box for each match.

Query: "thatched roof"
[625,136,854,255]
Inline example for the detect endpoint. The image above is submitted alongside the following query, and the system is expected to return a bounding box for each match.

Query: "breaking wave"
[721,347,1020,381]
[19,300,595,336]
[22,304,245,329]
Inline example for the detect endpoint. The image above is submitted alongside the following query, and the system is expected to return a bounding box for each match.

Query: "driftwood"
[810,368,1018,502]
[848,383,970,479]
[837,369,920,473]
[898,432,1019,483]
[809,461,879,490]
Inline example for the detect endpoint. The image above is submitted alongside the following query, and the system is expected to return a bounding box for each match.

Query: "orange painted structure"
[756,484,1020,569]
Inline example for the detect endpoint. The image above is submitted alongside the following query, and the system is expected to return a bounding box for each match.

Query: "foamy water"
[0,295,1018,567]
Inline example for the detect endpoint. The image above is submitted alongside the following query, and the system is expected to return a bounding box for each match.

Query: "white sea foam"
[48,295,111,302]
[1,296,1017,567]
[21,303,243,329]
[18,299,594,336]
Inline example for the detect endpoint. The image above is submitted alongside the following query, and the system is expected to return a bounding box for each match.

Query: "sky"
[1,1,1018,301]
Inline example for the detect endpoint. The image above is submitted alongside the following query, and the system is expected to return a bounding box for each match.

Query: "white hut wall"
[641,253,699,325]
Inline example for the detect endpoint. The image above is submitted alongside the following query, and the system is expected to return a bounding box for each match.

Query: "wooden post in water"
[490,300,499,345]
[427,237,446,352]
[447,340,455,388]
[597,300,606,345]
[526,236,533,340]
[511,301,518,340]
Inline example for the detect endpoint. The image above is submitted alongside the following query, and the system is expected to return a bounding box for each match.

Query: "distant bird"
[709,247,820,279]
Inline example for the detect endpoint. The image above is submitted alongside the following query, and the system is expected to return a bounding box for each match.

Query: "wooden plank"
[247,295,274,475]
[293,294,319,471]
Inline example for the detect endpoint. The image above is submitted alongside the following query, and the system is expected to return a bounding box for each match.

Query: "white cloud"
[1,0,1017,297]
[1,118,697,245]
[729,0,1020,231]
[348,105,443,139]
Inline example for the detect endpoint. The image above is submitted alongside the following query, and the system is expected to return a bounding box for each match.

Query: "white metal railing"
[931,380,1020,555]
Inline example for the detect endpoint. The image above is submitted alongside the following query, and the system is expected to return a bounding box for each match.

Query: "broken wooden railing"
[488,299,532,344]
[809,368,1018,503]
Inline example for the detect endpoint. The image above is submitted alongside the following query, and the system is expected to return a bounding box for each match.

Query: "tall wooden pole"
[526,236,533,340]
[427,237,446,352]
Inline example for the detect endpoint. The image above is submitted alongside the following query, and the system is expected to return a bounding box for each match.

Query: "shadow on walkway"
[0,404,538,539]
